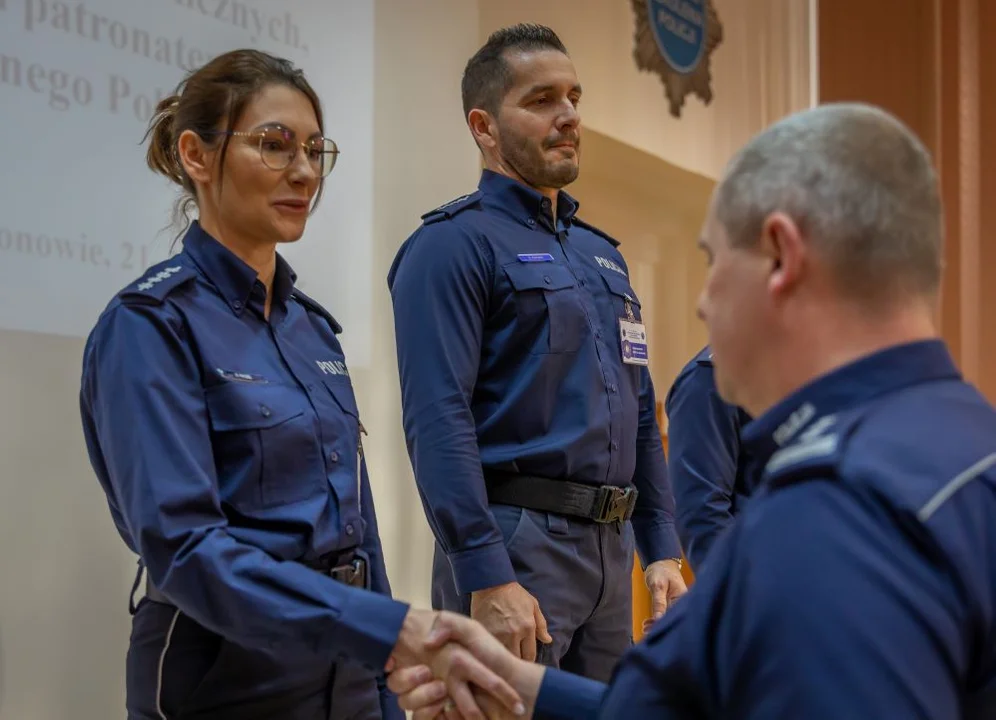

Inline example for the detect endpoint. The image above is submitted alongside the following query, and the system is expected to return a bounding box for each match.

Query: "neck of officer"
[743,296,939,420]
[199,214,278,318]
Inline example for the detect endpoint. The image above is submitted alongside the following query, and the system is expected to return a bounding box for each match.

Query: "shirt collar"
[741,339,960,469]
[478,169,579,231]
[181,220,298,315]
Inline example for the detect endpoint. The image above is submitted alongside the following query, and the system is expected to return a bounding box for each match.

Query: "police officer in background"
[664,346,752,572]
[387,23,687,681]
[79,49,521,720]
[388,102,996,719]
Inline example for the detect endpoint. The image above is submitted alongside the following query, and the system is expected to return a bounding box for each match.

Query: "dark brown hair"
[461,24,568,119]
[144,49,326,235]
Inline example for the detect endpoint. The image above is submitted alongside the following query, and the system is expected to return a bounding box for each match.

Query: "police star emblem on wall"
[631,0,723,118]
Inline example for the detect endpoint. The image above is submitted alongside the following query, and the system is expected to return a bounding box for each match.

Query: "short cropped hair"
[461,23,568,119]
[714,102,943,304]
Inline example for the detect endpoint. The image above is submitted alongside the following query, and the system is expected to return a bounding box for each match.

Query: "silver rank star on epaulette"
[137,266,183,291]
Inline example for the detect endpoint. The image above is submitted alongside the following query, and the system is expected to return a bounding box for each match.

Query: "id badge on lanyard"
[619,296,649,366]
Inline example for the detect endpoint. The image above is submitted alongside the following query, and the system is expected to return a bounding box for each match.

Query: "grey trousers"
[431,504,636,682]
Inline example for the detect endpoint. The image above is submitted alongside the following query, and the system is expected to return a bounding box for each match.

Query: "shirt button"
[329,451,340,463]
[612,442,619,450]
[345,524,355,536]
[232,300,243,311]
[544,276,552,284]
[609,384,617,393]
[527,219,536,226]
[259,404,271,417]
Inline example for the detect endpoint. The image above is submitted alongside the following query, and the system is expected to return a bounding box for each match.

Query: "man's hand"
[471,582,552,661]
[388,612,547,719]
[644,559,687,626]
[388,608,525,719]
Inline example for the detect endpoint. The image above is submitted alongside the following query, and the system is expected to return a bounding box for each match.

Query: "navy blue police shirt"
[79,221,408,671]
[533,339,996,719]
[387,170,680,595]
[664,346,753,570]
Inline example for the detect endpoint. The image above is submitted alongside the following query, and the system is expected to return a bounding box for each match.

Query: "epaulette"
[420,191,483,225]
[118,259,197,305]
[694,346,715,367]
[571,217,620,247]
[763,410,865,491]
[291,288,343,334]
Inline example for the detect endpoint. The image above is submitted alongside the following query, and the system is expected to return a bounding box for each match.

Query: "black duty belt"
[141,556,368,608]
[484,470,638,524]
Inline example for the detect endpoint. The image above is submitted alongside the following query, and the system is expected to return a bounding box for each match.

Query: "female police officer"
[78,49,521,720]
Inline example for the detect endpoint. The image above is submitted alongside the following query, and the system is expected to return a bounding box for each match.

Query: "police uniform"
[387,170,681,681]
[79,221,406,720]
[664,346,753,570]
[530,340,996,718]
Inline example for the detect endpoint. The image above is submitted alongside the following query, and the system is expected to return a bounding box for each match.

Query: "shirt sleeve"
[663,363,741,570]
[631,367,682,565]
[607,480,967,719]
[79,301,409,671]
[533,668,606,720]
[388,222,516,595]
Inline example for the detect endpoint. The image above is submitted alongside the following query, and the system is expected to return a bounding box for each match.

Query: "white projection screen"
[0,1,373,717]
[0,0,374,358]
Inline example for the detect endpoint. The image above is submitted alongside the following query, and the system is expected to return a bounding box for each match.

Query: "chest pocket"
[205,382,323,509]
[598,269,643,323]
[502,261,587,354]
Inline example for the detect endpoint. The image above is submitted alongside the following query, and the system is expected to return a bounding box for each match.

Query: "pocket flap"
[323,378,360,418]
[599,270,642,305]
[503,262,576,292]
[205,383,307,431]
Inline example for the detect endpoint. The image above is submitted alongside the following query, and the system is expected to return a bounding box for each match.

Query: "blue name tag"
[517,253,554,263]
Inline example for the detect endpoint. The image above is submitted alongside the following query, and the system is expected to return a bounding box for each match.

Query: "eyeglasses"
[206,127,340,177]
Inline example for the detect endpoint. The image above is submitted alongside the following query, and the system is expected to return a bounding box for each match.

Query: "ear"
[467,108,498,151]
[760,212,806,299]
[176,129,215,185]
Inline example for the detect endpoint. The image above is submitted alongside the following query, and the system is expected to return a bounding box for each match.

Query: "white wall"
[359,0,481,609]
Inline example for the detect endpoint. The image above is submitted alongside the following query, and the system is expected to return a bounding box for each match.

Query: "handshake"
[387,607,550,720]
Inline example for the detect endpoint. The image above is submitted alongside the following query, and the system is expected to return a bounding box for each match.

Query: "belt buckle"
[595,485,635,523]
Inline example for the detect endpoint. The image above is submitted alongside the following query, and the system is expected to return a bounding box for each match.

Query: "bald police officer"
[389,102,996,720]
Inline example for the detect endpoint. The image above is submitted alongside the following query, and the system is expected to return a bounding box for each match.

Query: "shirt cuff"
[448,541,516,595]
[534,668,605,720]
[632,518,682,568]
[334,585,410,671]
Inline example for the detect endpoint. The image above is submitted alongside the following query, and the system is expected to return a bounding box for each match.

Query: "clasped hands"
[387,607,544,720]
[387,580,550,719]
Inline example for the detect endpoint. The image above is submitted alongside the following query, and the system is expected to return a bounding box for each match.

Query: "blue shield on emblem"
[645,0,707,74]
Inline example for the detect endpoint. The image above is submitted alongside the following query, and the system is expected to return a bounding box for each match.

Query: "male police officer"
[388,102,996,719]
[664,346,752,571]
[387,24,686,681]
